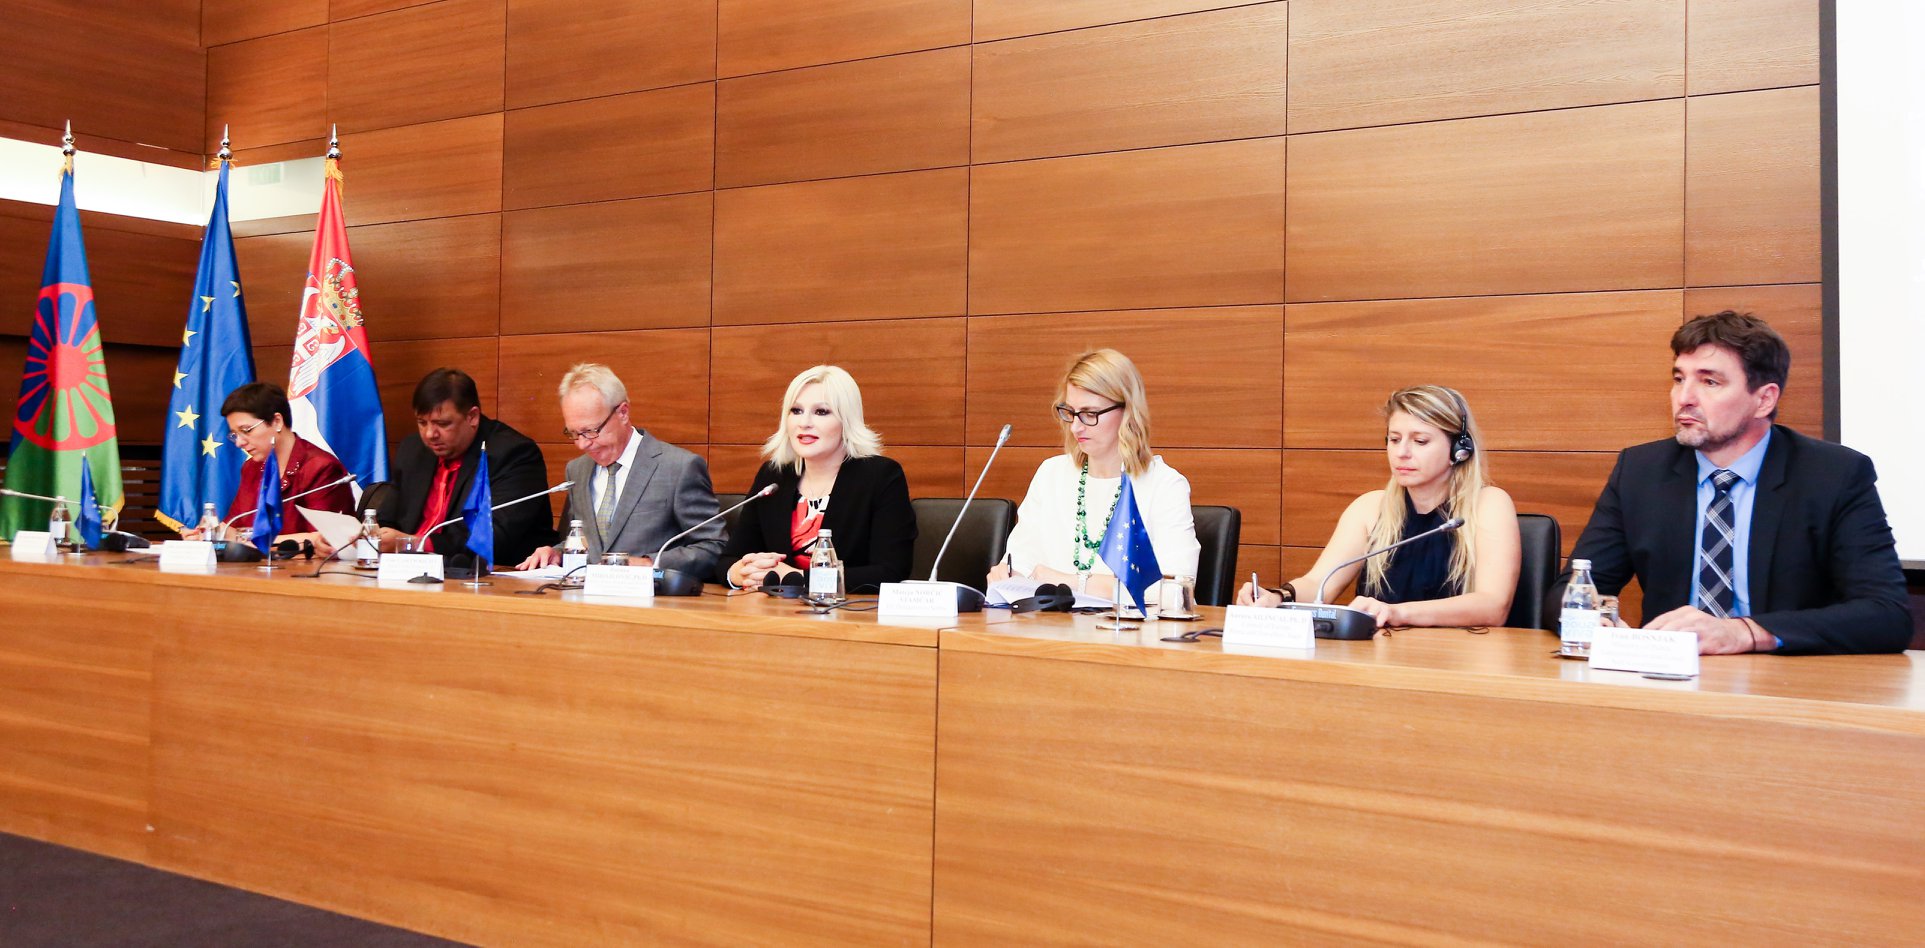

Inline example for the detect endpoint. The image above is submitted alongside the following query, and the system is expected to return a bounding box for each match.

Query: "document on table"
[987,577,1113,609]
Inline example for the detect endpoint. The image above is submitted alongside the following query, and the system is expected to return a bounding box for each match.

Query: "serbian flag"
[288,145,386,490]
[1,150,125,540]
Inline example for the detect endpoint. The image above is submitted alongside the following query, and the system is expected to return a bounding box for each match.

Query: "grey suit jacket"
[559,430,724,578]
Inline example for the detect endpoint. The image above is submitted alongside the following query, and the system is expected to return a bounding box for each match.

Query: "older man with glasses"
[515,362,724,578]
[376,366,557,567]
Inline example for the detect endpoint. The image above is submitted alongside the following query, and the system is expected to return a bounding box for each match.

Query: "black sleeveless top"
[1363,493,1462,604]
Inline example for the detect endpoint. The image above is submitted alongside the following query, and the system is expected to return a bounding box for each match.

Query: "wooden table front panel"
[933,644,1925,945]
[0,567,153,862]
[146,584,938,946]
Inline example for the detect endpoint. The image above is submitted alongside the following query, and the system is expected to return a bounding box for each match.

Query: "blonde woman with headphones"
[1239,385,1521,628]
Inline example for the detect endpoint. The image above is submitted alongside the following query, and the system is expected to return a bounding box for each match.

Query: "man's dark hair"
[1671,310,1790,405]
[411,367,481,415]
[220,381,292,424]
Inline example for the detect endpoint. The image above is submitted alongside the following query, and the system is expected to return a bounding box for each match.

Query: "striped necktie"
[595,461,622,540]
[1694,469,1741,617]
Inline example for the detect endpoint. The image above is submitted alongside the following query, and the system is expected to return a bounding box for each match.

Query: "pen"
[1251,571,1260,602]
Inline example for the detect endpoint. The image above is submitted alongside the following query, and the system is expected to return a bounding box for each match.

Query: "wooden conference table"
[1,555,1920,945]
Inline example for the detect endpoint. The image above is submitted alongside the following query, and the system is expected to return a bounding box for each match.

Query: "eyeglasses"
[561,402,622,443]
[1053,403,1124,427]
[228,419,266,444]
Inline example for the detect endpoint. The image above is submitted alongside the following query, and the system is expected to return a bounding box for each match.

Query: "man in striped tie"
[1563,311,1911,655]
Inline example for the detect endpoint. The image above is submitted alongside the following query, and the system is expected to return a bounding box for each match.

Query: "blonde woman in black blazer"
[719,366,916,592]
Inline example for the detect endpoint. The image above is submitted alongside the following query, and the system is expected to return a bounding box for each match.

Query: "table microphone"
[650,483,777,596]
[1276,516,1464,640]
[415,480,574,554]
[908,422,1011,613]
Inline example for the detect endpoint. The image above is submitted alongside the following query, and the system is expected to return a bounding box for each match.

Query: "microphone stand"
[908,423,1011,613]
[650,483,776,597]
[1277,516,1465,640]
[413,481,573,585]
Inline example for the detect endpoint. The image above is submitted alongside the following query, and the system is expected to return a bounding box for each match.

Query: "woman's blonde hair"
[762,365,884,471]
[1361,385,1491,597]
[1057,349,1153,477]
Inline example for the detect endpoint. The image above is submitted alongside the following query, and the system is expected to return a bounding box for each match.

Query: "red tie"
[418,457,462,553]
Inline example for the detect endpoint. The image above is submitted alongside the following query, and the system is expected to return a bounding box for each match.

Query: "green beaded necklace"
[1073,460,1121,572]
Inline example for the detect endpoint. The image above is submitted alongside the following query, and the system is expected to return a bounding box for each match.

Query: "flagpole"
[1097,519,1138,632]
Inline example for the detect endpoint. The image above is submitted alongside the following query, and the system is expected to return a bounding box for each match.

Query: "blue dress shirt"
[1690,428,1772,618]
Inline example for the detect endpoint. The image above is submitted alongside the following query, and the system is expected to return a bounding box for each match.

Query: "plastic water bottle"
[197,502,222,542]
[355,509,382,568]
[807,529,846,605]
[48,496,72,551]
[560,519,589,573]
[1560,558,1600,656]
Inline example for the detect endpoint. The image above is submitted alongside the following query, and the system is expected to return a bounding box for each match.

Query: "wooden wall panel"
[234,231,314,348]
[500,193,712,334]
[203,0,327,46]
[713,170,967,325]
[495,329,710,446]
[251,345,293,392]
[969,138,1286,315]
[709,319,967,445]
[0,1,204,154]
[1687,0,1819,96]
[329,0,506,133]
[1284,291,1683,451]
[341,115,504,226]
[1287,101,1684,302]
[973,0,1247,42]
[964,307,1283,449]
[1287,0,1684,134]
[1683,284,1821,436]
[505,0,716,109]
[332,0,441,18]
[973,4,1287,164]
[1685,87,1821,288]
[709,443,966,501]
[1282,449,1618,553]
[503,83,715,209]
[206,28,329,153]
[718,0,971,77]
[349,215,503,342]
[717,48,970,188]
[372,337,500,445]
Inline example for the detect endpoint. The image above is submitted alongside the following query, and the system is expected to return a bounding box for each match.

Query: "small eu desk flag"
[159,157,254,532]
[251,450,281,550]
[460,443,493,568]
[1099,474,1161,612]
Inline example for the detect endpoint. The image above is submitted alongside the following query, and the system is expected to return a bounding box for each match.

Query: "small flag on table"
[77,454,103,550]
[1099,473,1162,612]
[460,443,493,568]
[251,450,281,550]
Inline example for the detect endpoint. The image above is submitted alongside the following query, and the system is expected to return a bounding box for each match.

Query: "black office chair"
[715,492,748,543]
[1508,513,1562,630]
[910,497,1015,588]
[1190,505,1242,606]
[356,481,395,519]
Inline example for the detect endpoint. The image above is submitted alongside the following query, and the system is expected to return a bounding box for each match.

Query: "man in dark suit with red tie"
[1566,311,1911,654]
[374,367,556,566]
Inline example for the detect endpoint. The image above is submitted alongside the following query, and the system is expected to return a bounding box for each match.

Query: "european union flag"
[1099,474,1162,613]
[460,442,493,567]
[158,162,254,532]
[251,449,281,550]
[77,454,102,550]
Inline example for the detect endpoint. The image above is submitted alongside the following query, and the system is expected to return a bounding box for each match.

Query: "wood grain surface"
[503,83,716,209]
[205,27,330,153]
[505,0,716,108]
[499,192,713,334]
[1687,0,1819,96]
[717,0,971,77]
[1685,86,1822,288]
[328,0,506,133]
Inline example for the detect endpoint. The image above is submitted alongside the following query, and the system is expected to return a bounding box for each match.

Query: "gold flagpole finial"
[326,124,340,160]
[61,120,75,173]
[218,124,232,163]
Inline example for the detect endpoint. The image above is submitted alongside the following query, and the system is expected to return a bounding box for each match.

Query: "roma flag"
[288,146,386,489]
[1,158,124,539]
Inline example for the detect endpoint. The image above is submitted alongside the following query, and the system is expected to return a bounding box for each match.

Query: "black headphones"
[763,570,808,598]
[1011,583,1076,614]
[1445,388,1475,466]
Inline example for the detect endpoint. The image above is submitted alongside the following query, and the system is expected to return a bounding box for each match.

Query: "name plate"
[1222,605,1316,650]
[583,564,655,602]
[376,553,445,587]
[9,530,56,562]
[877,582,959,620]
[158,540,217,573]
[1589,626,1700,678]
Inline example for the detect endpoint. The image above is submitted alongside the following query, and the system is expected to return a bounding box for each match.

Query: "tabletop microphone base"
[1276,602,1378,640]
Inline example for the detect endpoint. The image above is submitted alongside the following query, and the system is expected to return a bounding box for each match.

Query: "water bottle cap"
[570,519,583,527]
[818,529,832,537]
[1571,558,1591,570]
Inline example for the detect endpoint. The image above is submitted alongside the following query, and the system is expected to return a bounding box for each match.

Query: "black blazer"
[719,455,917,593]
[377,415,558,567]
[1567,425,1911,654]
